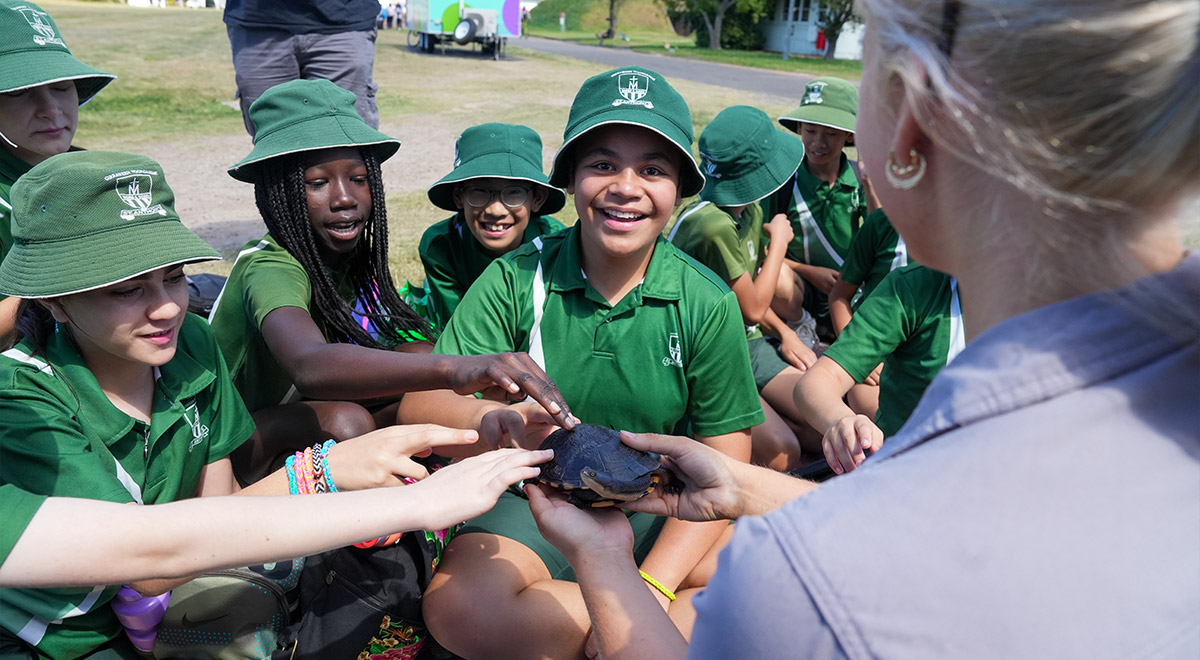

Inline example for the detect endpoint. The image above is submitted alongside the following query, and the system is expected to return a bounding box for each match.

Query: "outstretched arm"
[260,306,572,427]
[0,448,551,589]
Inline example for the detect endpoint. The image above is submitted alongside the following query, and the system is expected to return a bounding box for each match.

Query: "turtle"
[530,424,680,509]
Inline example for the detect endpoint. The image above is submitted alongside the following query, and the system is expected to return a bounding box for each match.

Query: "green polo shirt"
[0,484,45,571]
[823,264,963,437]
[419,213,565,329]
[435,224,764,436]
[764,155,866,271]
[840,209,910,309]
[0,149,34,302]
[209,233,365,412]
[666,200,766,340]
[0,314,253,660]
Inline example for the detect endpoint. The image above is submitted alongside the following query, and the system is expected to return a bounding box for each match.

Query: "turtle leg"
[580,469,648,502]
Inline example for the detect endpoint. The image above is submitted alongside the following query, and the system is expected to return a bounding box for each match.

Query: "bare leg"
[847,382,880,420]
[751,396,801,472]
[233,400,376,484]
[771,269,806,323]
[423,533,592,660]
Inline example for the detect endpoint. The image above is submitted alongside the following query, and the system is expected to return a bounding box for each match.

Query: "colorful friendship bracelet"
[321,439,338,492]
[639,570,676,602]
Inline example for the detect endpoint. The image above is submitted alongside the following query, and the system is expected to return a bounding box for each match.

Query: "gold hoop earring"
[885,148,926,190]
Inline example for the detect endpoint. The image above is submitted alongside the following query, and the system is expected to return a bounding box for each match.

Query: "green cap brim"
[427,151,566,215]
[548,118,705,199]
[701,135,805,207]
[0,49,114,105]
[777,106,856,135]
[227,114,401,183]
[0,218,219,298]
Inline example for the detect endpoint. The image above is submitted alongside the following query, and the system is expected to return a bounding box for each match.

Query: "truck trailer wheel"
[453,16,479,44]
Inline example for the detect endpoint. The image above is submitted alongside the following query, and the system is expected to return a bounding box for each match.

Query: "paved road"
[509,36,814,101]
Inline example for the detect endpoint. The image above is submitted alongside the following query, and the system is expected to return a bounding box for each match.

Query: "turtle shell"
[531,424,674,509]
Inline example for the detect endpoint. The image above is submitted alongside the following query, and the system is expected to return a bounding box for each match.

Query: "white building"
[759,0,864,60]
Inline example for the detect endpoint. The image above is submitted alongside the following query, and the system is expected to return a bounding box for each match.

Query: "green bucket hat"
[548,66,704,198]
[0,0,115,104]
[698,106,805,207]
[778,77,858,134]
[0,151,219,298]
[228,79,400,183]
[428,123,566,215]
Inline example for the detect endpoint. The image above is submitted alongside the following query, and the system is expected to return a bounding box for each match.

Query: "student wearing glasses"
[419,123,566,329]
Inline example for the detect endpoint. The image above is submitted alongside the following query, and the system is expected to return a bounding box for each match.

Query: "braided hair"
[253,147,432,349]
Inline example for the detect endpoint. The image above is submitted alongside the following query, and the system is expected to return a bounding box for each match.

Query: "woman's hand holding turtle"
[410,447,554,531]
[616,432,747,522]
[328,424,480,490]
[448,352,575,429]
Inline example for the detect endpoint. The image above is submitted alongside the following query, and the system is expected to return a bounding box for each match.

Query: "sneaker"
[787,310,819,349]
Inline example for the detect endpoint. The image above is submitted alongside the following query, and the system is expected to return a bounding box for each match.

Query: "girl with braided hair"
[210,79,572,484]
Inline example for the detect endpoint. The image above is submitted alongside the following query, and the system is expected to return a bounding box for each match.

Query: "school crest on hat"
[802,80,828,105]
[108,169,168,221]
[700,152,722,179]
[612,69,654,109]
[12,4,63,46]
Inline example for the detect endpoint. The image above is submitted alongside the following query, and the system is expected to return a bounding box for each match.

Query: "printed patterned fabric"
[356,614,426,660]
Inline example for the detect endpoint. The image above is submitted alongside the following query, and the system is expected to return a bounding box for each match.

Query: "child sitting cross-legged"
[398,66,764,659]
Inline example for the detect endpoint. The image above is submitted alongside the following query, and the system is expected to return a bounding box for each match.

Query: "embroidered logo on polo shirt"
[661,332,682,367]
[801,81,828,106]
[181,400,209,453]
[746,240,757,261]
[612,70,654,109]
[13,6,65,46]
[105,169,168,221]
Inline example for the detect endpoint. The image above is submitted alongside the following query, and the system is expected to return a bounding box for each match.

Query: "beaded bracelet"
[320,439,338,492]
[639,570,676,602]
[285,454,300,495]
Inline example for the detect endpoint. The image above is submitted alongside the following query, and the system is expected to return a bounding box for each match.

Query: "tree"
[660,0,768,50]
[817,0,860,60]
[604,0,629,39]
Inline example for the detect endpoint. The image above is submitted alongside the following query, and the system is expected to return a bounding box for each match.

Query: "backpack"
[187,273,228,318]
[272,527,452,660]
[154,559,303,659]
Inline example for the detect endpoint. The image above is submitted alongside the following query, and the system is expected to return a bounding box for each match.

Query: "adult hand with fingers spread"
[821,415,882,475]
[412,448,554,530]
[327,424,480,490]
[448,352,575,429]
[620,432,818,521]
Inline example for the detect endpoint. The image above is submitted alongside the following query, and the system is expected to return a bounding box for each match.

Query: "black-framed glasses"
[461,185,532,208]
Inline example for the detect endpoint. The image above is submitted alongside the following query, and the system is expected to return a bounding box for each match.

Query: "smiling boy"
[419,123,566,328]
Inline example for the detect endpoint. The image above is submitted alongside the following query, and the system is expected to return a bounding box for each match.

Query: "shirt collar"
[43,319,216,444]
[796,154,857,190]
[876,253,1200,461]
[0,149,33,191]
[545,224,683,302]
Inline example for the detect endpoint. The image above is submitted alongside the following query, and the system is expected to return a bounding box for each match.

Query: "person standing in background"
[223,0,382,135]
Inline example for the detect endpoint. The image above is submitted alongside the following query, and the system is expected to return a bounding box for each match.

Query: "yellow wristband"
[639,570,676,601]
